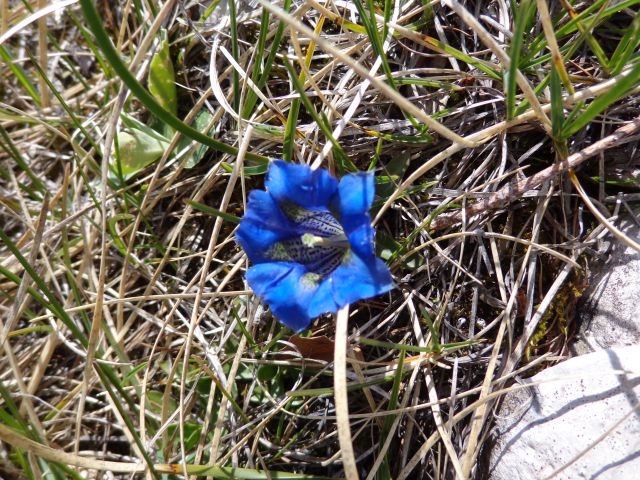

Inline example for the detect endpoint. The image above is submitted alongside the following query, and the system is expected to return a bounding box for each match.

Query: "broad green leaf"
[147,390,177,416]
[113,127,170,177]
[148,29,177,116]
[377,231,423,270]
[166,422,202,451]
[120,113,172,143]
[376,153,410,200]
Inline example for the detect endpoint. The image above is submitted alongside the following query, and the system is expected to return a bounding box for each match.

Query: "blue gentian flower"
[236,160,393,332]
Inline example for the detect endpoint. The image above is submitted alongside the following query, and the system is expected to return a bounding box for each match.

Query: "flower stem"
[334,305,359,479]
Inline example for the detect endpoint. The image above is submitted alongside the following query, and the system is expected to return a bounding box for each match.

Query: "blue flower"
[236,160,393,332]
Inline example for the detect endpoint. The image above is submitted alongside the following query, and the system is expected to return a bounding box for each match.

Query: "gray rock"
[488,345,640,480]
[571,222,640,354]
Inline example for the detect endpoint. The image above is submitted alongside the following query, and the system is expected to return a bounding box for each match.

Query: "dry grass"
[1,0,640,479]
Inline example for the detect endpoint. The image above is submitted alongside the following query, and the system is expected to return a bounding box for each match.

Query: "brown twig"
[430,116,640,231]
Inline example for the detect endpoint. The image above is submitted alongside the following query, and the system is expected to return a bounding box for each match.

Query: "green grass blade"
[228,0,241,116]
[379,350,404,479]
[549,64,565,141]
[27,51,103,157]
[0,125,46,195]
[528,0,640,58]
[402,24,501,80]
[282,57,353,170]
[187,200,240,224]
[568,9,611,74]
[243,0,293,119]
[562,61,640,138]
[92,368,160,479]
[66,9,113,78]
[0,46,41,105]
[0,228,86,342]
[282,95,300,163]
[609,12,640,75]
[169,465,339,479]
[353,0,419,131]
[241,7,271,119]
[506,0,534,120]
[78,0,266,162]
[0,381,34,437]
[0,229,157,471]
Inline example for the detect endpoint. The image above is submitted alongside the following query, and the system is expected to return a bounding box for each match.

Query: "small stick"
[430,116,640,231]
[1,0,8,34]
[37,0,50,108]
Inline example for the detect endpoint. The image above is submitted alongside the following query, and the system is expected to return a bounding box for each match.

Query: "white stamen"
[301,233,350,249]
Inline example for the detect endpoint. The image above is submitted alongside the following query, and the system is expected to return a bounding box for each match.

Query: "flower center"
[300,233,350,249]
[265,202,349,276]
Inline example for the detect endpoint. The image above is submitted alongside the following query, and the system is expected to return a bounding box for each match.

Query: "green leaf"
[380,350,404,478]
[257,364,278,382]
[282,93,300,163]
[148,30,177,116]
[113,127,170,178]
[184,110,215,168]
[147,390,176,416]
[107,213,134,255]
[357,336,475,353]
[376,153,410,200]
[220,162,269,176]
[377,230,423,270]
[282,57,354,171]
[122,362,149,385]
[242,0,295,118]
[166,422,202,451]
[120,113,172,142]
[353,0,421,131]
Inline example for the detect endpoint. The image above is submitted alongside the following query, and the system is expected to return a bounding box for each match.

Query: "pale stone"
[488,345,640,480]
[572,223,640,354]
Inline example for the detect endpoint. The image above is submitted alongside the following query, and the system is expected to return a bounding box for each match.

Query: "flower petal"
[266,160,339,209]
[245,262,294,296]
[307,279,339,318]
[334,171,375,219]
[331,172,377,257]
[329,251,393,307]
[345,222,376,258]
[246,262,324,332]
[236,190,296,263]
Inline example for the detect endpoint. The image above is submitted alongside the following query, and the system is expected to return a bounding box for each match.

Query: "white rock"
[488,345,640,480]
[572,223,640,354]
